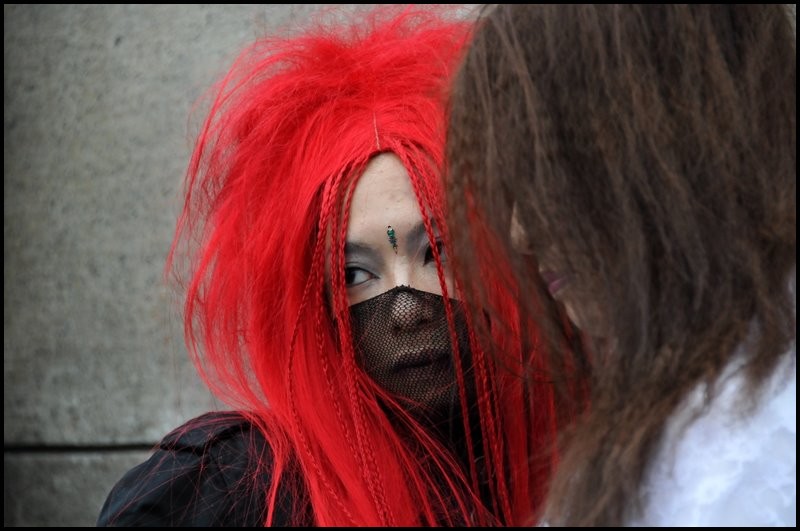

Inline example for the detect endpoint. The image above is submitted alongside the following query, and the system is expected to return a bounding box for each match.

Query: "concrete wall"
[3,4,384,526]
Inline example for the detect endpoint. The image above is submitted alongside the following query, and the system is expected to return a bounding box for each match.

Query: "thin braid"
[332,160,394,525]
[394,142,505,525]
[315,175,358,456]
[401,152,493,523]
[462,303,509,522]
[467,305,512,520]
[284,175,355,524]
[486,350,514,521]
[286,325,356,525]
[473,330,503,517]
[287,296,355,522]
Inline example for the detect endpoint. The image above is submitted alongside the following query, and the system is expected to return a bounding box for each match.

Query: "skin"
[537,254,607,338]
[511,203,607,337]
[341,153,462,415]
[344,153,451,304]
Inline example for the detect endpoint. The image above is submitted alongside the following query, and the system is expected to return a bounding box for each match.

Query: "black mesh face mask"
[349,286,474,424]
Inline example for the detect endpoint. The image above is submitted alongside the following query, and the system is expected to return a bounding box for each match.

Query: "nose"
[389,288,434,332]
[386,256,439,295]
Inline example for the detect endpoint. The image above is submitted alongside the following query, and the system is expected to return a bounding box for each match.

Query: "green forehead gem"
[387,226,397,252]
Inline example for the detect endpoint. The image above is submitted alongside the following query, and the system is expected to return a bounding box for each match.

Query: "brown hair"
[447,4,796,526]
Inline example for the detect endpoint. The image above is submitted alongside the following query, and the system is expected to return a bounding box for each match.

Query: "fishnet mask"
[349,286,473,422]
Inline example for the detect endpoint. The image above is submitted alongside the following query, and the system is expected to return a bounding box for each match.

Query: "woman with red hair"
[97,7,559,526]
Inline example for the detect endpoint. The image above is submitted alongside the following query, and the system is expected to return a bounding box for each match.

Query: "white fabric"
[635,349,796,526]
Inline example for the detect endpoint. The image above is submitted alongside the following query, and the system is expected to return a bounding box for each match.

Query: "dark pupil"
[345,268,356,285]
[426,242,443,262]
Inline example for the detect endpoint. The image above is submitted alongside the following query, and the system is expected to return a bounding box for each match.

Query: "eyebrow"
[407,220,439,248]
[344,221,440,259]
[344,241,379,260]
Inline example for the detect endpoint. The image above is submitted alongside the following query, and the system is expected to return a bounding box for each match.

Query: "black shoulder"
[159,411,259,454]
[97,411,295,527]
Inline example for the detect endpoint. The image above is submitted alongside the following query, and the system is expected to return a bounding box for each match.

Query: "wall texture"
[3,4,383,526]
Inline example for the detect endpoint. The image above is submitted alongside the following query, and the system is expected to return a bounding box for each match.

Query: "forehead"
[347,153,420,236]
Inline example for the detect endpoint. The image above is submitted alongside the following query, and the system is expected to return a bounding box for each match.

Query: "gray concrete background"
[3,4,393,526]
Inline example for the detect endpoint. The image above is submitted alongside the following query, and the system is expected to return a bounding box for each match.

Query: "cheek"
[444,273,456,299]
[414,271,442,295]
[561,291,609,338]
[414,265,455,297]
[562,299,585,329]
[510,205,534,254]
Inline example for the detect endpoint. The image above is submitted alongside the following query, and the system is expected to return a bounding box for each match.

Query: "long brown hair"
[446,4,796,526]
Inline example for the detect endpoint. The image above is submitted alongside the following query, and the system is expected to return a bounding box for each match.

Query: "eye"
[424,240,447,264]
[344,266,375,287]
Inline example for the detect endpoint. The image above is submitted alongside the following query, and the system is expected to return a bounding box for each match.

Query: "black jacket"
[97,412,305,526]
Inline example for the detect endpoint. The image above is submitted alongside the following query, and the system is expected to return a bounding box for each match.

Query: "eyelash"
[425,240,446,264]
[344,240,446,287]
[344,266,373,287]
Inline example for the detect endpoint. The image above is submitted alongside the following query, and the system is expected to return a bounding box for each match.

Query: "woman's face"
[343,153,467,419]
[536,252,607,337]
[344,153,451,305]
[511,203,607,337]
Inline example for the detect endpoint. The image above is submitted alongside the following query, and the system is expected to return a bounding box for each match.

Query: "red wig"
[170,7,557,526]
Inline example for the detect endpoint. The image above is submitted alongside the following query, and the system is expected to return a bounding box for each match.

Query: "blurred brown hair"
[447,4,796,525]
